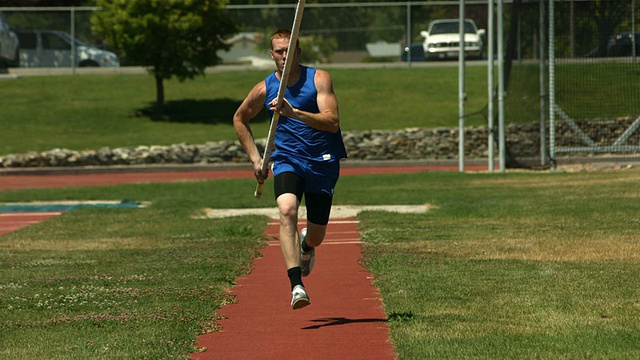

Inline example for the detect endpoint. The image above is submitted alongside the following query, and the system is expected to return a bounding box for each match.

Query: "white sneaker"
[291,285,310,309]
[300,228,315,277]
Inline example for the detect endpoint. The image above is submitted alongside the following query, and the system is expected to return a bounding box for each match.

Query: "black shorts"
[274,172,333,225]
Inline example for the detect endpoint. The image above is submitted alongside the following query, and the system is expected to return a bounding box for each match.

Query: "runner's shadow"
[302,317,388,330]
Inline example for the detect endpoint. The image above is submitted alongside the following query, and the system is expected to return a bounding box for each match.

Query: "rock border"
[2,119,638,168]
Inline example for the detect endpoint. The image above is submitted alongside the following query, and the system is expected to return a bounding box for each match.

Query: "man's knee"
[277,193,299,220]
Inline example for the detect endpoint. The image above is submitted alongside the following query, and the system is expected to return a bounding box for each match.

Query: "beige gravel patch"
[204,204,432,219]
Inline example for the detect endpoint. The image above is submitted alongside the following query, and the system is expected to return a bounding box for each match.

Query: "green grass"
[0,72,269,155]
[555,63,640,119]
[503,62,640,125]
[355,170,640,359]
[1,169,640,358]
[1,64,639,358]
[0,180,269,359]
[1,66,490,155]
[2,63,638,156]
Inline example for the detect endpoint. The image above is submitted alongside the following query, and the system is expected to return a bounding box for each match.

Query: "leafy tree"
[0,0,86,5]
[91,0,239,118]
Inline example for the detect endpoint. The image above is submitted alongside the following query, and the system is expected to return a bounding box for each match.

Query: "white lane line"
[206,204,430,219]
[0,221,46,225]
[267,240,362,246]
[0,212,64,217]
[267,220,360,226]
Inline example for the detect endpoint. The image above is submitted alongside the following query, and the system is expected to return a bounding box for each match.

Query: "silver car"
[15,29,119,67]
[0,13,19,67]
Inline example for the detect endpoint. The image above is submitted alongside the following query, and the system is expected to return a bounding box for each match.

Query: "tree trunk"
[153,74,165,120]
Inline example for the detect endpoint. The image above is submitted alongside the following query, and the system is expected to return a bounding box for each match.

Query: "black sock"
[287,267,303,290]
[301,239,313,253]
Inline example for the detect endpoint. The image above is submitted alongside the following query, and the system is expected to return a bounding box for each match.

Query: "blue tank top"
[264,65,347,163]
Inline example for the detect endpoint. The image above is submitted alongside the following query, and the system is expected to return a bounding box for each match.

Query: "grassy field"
[1,64,639,358]
[1,66,493,155]
[1,169,639,358]
[2,63,637,156]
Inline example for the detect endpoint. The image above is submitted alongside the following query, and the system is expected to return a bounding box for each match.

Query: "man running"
[233,29,347,310]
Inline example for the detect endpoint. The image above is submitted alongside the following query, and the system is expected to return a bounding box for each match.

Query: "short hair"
[270,28,299,50]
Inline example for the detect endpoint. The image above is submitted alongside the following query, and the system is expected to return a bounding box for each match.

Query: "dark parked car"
[607,31,639,57]
[15,29,119,67]
[582,31,639,58]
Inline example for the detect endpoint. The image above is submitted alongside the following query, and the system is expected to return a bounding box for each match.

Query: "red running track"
[191,218,396,360]
[0,163,489,191]
[0,212,64,236]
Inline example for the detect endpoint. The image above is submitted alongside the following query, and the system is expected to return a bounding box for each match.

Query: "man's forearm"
[234,122,262,165]
[293,109,340,133]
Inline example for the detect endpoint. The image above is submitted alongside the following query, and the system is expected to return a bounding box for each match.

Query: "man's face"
[270,37,300,72]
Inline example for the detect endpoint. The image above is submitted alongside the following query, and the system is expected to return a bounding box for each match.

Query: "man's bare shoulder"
[314,68,333,80]
[313,68,335,91]
[246,80,267,101]
[251,80,267,93]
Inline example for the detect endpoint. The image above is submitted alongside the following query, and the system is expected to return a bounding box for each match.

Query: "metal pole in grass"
[487,0,495,173]
[539,0,547,167]
[633,0,636,64]
[498,0,506,173]
[458,0,466,172]
[406,2,412,68]
[254,0,306,198]
[548,0,556,170]
[71,7,76,75]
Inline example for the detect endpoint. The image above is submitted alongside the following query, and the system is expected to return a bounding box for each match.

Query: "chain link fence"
[1,2,638,167]
[547,0,639,167]
[1,3,493,67]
